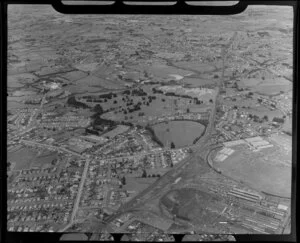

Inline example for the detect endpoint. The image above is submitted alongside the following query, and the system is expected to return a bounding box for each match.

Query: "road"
[91,33,237,235]
[60,158,91,232]
[91,93,218,235]
[20,139,83,158]
[70,158,91,223]
[78,33,238,238]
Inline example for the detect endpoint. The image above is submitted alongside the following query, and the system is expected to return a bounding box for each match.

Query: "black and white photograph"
[6,2,294,239]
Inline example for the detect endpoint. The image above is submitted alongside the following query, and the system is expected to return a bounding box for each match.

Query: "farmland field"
[8,73,38,88]
[174,61,216,74]
[183,77,217,87]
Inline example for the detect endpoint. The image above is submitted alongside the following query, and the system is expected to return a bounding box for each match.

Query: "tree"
[93,104,104,114]
[170,142,175,149]
[142,169,147,178]
[121,176,126,185]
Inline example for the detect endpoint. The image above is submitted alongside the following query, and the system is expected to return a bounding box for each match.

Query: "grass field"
[241,70,292,96]
[99,85,206,125]
[61,70,88,82]
[7,147,58,170]
[142,63,192,80]
[174,61,216,74]
[8,73,38,88]
[212,145,291,198]
[7,147,37,170]
[183,77,217,87]
[31,151,58,169]
[152,121,205,148]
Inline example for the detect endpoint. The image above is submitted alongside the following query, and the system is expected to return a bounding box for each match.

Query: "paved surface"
[70,158,91,222]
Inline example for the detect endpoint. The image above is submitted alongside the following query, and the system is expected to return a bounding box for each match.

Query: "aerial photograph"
[7,3,292,239]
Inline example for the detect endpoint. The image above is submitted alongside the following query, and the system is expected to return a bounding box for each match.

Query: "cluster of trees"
[120,176,126,185]
[152,88,164,94]
[193,129,205,144]
[272,117,284,123]
[123,90,131,95]
[170,142,175,149]
[91,114,116,131]
[99,93,117,99]
[83,93,117,103]
[141,169,161,178]
[152,87,203,104]
[145,125,164,147]
[122,88,148,97]
[248,114,269,123]
[85,128,99,135]
[120,94,157,115]
[93,104,104,114]
[67,96,90,109]
[132,88,147,96]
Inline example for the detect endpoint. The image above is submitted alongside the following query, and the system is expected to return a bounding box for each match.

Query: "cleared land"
[160,188,227,229]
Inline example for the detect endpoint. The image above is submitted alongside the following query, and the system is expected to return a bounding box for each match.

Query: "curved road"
[89,33,237,238]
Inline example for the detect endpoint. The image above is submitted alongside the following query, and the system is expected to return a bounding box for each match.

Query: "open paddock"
[212,145,291,198]
[61,70,88,82]
[8,73,38,88]
[183,77,216,87]
[173,61,216,74]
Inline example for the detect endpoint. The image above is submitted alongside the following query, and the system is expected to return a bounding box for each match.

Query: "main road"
[90,33,237,238]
